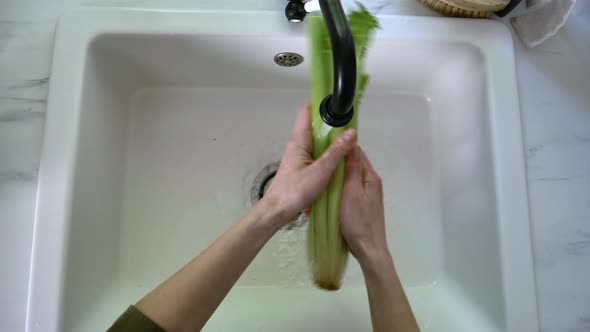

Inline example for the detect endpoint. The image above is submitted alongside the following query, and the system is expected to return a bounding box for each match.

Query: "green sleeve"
[107,305,166,332]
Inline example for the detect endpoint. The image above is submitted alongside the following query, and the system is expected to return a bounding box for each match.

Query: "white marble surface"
[1,1,589,331]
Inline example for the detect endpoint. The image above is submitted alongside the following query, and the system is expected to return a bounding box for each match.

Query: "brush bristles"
[420,0,491,18]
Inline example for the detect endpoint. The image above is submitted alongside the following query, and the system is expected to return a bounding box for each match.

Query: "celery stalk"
[307,5,379,290]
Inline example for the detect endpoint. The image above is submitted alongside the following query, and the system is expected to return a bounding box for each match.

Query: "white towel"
[511,0,577,48]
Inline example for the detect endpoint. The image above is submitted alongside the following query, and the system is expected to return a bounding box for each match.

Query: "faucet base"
[319,95,354,128]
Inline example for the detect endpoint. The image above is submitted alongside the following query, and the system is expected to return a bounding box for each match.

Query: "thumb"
[308,129,357,180]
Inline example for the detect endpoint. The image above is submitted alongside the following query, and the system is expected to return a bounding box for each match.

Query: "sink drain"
[250,162,307,229]
[250,162,280,206]
[274,52,304,67]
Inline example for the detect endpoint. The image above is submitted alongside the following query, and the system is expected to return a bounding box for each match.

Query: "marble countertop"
[1,1,589,331]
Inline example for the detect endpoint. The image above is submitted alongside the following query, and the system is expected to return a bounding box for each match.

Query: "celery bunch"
[307,5,379,290]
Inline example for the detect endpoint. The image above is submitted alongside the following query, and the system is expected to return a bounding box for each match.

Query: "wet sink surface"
[28,10,537,332]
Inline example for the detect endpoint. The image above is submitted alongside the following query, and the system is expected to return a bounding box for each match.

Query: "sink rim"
[26,8,538,332]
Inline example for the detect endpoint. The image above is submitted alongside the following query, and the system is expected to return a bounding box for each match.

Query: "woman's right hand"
[341,147,420,332]
[339,146,391,269]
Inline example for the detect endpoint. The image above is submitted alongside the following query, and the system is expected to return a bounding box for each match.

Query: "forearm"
[136,199,282,332]
[361,252,420,332]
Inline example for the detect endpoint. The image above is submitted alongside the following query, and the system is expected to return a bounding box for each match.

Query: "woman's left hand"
[262,104,357,224]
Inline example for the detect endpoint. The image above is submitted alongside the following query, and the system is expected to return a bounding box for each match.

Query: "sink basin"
[27,9,538,332]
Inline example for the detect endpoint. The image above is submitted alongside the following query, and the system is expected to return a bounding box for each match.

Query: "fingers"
[358,148,383,191]
[343,146,363,192]
[308,129,357,180]
[281,104,312,168]
[288,104,312,151]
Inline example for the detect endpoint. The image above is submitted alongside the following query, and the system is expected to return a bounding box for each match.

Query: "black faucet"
[318,0,356,127]
[285,0,357,127]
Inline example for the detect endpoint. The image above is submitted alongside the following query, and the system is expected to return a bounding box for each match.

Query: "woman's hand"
[339,146,390,269]
[340,148,421,332]
[262,104,357,225]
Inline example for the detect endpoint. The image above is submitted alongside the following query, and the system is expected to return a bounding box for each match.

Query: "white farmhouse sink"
[27,9,538,332]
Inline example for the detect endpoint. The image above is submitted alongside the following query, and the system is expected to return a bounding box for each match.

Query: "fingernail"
[354,146,362,160]
[342,129,356,142]
[359,146,367,157]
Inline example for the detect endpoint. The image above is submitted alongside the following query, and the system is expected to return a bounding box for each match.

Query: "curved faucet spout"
[318,0,356,127]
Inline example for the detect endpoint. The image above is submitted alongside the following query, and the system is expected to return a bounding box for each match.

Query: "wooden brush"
[420,0,510,18]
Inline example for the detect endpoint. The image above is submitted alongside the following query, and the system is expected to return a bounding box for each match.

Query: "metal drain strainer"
[250,162,280,206]
[274,52,304,67]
